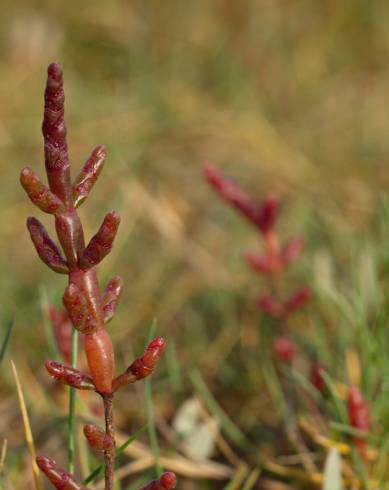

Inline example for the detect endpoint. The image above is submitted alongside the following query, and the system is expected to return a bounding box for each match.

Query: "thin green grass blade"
[165,339,183,395]
[320,371,348,423]
[127,475,150,490]
[223,465,248,490]
[329,421,373,441]
[284,366,322,403]
[67,329,78,473]
[259,352,287,421]
[351,446,369,488]
[39,286,60,360]
[375,434,389,485]
[0,317,14,365]
[190,369,247,448]
[241,468,261,490]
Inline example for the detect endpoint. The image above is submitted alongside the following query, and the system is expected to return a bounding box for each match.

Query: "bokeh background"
[2,1,389,489]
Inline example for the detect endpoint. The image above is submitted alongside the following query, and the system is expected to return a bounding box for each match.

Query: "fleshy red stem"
[22,63,117,487]
[103,394,115,490]
[24,63,175,490]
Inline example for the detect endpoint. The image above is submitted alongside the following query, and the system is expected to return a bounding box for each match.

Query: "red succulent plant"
[21,63,175,490]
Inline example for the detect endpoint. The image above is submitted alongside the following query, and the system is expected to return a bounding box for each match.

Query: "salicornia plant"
[203,164,373,481]
[20,63,176,490]
[204,164,311,360]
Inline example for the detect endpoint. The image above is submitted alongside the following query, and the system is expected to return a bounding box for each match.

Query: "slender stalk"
[145,372,162,477]
[67,328,78,473]
[103,394,115,490]
[0,317,14,365]
[11,361,42,490]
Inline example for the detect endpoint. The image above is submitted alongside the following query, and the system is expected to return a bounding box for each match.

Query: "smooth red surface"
[85,330,115,393]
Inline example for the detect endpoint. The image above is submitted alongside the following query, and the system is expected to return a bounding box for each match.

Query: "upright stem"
[103,394,115,490]
[21,63,133,490]
[67,328,78,472]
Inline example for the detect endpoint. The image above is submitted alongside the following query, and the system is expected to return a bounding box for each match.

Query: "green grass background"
[2,1,389,488]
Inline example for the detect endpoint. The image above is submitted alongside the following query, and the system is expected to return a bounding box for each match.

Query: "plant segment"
[20,63,175,490]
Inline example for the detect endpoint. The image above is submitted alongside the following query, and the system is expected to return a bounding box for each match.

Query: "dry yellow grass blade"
[224,464,249,489]
[242,468,261,490]
[299,417,378,462]
[113,428,233,480]
[93,458,153,490]
[0,439,7,473]
[193,400,242,468]
[10,360,41,490]
[95,454,233,490]
[346,348,361,387]
[264,460,323,485]
[265,459,379,488]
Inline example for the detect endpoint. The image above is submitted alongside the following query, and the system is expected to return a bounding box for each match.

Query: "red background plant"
[204,163,311,361]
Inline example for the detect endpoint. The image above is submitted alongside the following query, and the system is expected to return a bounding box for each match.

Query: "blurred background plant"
[2,1,389,489]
